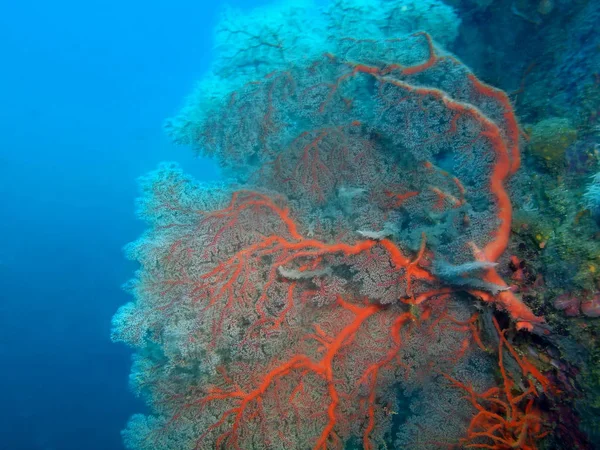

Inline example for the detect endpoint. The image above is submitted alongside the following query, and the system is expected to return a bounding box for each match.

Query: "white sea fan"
[583,172,600,216]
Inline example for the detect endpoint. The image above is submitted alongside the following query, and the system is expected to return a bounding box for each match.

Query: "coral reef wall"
[112,0,600,448]
[446,0,600,446]
[446,0,600,127]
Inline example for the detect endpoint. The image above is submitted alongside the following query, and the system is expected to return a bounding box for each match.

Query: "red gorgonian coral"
[113,31,550,449]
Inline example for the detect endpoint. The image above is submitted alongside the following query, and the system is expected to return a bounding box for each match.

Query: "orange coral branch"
[444,317,550,450]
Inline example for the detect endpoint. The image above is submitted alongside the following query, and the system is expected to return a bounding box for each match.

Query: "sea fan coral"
[112,2,551,449]
[583,171,600,217]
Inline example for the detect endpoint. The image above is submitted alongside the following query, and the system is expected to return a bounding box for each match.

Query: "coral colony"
[111,1,577,448]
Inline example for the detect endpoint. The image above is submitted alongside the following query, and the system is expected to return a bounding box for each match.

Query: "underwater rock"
[528,117,577,170]
[554,293,581,317]
[581,293,600,318]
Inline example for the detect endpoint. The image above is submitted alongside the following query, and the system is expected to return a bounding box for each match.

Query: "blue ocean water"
[0,1,233,448]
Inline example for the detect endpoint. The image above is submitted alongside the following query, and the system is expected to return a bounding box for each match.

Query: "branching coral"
[442,316,550,449]
[112,2,554,448]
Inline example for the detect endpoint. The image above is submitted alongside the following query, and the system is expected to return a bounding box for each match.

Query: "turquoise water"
[2,0,599,449]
